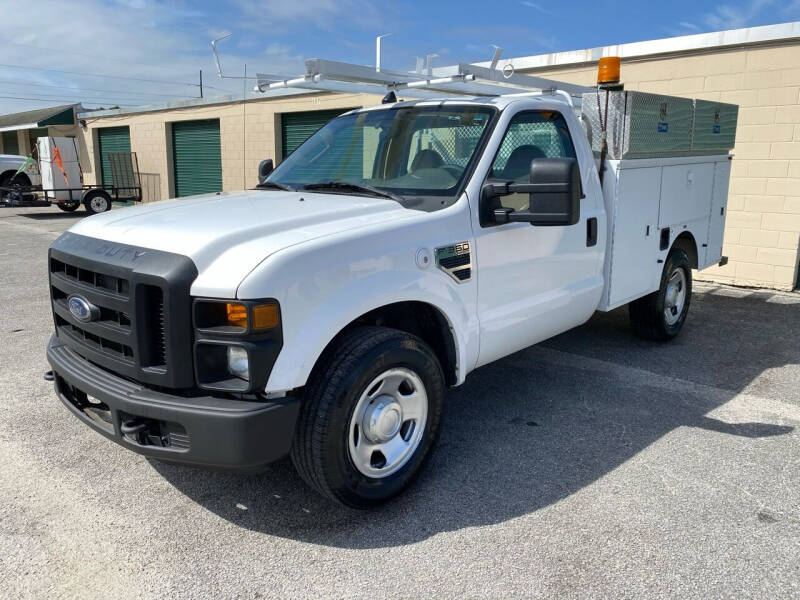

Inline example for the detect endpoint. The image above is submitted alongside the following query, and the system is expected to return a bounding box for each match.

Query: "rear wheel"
[629,248,692,341]
[290,326,444,508]
[83,191,111,214]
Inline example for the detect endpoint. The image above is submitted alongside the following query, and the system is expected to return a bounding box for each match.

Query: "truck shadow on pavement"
[151,284,797,548]
[18,212,86,221]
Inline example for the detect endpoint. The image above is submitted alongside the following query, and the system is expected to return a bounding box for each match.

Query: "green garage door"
[2,131,19,155]
[97,126,131,188]
[172,119,222,197]
[281,109,353,159]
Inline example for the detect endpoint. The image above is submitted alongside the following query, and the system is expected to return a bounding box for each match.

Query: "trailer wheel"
[629,248,692,342]
[57,201,80,212]
[290,326,444,508]
[83,191,111,214]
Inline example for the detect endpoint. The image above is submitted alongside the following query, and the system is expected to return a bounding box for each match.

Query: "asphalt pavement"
[1,205,798,599]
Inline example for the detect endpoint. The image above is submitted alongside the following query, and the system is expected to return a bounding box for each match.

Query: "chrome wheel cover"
[664,267,687,326]
[348,367,428,479]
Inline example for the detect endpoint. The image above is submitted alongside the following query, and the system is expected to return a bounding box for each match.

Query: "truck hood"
[68,189,414,297]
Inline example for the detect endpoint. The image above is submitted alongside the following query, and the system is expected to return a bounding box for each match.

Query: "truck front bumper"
[46,335,299,471]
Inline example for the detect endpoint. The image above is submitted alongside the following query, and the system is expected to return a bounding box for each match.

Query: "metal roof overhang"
[0,104,76,132]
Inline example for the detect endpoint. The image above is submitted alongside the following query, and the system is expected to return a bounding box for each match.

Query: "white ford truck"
[46,60,737,507]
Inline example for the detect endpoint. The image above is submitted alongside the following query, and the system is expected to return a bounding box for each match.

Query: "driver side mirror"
[258,158,274,184]
[482,157,581,226]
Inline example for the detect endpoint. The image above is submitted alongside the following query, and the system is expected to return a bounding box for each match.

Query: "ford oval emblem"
[67,295,98,323]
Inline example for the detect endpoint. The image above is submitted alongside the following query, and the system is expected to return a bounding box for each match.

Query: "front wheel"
[629,248,692,341]
[83,191,112,214]
[290,326,444,508]
[0,173,30,202]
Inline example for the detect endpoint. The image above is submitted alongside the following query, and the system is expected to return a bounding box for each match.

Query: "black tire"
[57,202,80,212]
[290,326,444,508]
[0,172,29,201]
[83,191,112,214]
[629,248,692,341]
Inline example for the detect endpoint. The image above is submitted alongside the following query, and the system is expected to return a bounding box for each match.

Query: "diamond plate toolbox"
[582,90,737,159]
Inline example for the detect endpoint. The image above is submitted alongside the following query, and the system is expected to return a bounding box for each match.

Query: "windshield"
[265,105,496,211]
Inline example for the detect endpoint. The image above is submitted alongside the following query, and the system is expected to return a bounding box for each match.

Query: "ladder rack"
[212,36,592,102]
[253,58,591,100]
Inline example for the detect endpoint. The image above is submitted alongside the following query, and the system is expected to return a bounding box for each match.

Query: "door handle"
[586,217,598,247]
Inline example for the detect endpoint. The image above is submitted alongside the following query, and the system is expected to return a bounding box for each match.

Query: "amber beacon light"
[597,56,621,86]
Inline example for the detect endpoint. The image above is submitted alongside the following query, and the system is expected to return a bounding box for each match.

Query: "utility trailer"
[45,48,738,507]
[0,137,143,215]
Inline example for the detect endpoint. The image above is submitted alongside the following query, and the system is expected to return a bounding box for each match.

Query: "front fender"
[235,204,479,393]
[266,268,475,392]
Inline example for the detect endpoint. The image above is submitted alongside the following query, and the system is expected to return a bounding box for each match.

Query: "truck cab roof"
[345,93,575,115]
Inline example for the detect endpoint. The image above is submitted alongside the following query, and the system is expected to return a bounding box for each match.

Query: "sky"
[0,0,798,115]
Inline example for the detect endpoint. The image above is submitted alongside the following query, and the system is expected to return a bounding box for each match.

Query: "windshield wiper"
[303,181,403,202]
[256,181,295,191]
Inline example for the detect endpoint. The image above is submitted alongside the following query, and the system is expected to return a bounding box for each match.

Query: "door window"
[489,111,576,211]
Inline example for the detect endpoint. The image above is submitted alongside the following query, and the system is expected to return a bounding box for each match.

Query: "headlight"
[227,346,249,380]
[195,300,280,332]
[193,298,282,394]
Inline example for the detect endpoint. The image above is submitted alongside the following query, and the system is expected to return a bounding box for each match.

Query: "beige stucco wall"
[523,44,800,290]
[78,93,381,204]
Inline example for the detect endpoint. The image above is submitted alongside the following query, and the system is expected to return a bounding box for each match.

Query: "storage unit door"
[172,119,222,198]
[97,126,131,188]
[281,109,352,159]
[2,131,19,155]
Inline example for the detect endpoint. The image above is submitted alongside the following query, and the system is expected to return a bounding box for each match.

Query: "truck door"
[472,108,604,367]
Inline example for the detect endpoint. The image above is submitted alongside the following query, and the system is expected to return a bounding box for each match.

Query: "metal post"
[376,34,392,72]
[199,70,203,98]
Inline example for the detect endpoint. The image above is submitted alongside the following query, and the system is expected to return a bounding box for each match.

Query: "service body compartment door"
[658,163,714,228]
[703,160,731,268]
[608,165,661,307]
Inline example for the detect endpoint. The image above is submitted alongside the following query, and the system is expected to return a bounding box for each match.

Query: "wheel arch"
[82,188,111,202]
[671,231,698,269]
[312,301,459,387]
[267,295,466,395]
[0,170,30,185]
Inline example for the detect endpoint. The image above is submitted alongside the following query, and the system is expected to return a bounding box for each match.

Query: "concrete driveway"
[1,205,798,599]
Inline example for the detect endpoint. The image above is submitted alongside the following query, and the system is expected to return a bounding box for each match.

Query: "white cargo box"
[599,154,732,311]
[37,137,81,201]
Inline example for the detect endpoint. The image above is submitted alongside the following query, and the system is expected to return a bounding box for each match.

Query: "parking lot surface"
[1,205,798,599]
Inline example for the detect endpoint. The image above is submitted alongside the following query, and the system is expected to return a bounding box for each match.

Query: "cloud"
[229,0,387,33]
[701,0,775,30]
[0,0,311,113]
[520,1,551,14]
[670,0,780,36]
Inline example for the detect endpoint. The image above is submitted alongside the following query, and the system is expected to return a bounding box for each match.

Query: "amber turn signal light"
[225,303,248,328]
[252,303,279,330]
